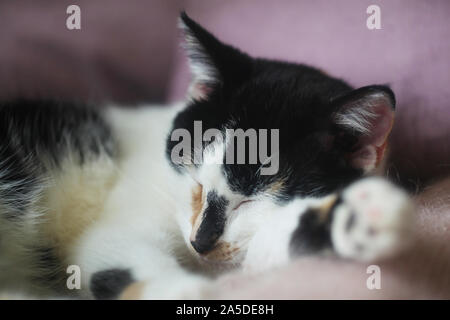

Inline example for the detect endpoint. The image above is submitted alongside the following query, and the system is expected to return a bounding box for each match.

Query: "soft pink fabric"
[0,0,181,102]
[169,0,450,182]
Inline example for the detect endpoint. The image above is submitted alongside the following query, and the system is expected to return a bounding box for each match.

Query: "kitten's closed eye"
[233,200,253,212]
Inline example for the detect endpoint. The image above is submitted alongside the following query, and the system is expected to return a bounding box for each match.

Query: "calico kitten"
[0,12,413,299]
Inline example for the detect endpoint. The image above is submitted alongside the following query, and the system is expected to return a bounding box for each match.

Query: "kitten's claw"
[331,177,414,262]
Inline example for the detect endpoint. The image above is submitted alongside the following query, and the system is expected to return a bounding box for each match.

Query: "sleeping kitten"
[0,12,413,299]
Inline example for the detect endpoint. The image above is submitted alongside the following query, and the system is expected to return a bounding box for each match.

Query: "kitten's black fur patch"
[289,208,334,255]
[289,195,346,255]
[191,190,229,254]
[90,268,133,300]
[31,246,67,293]
[0,99,115,218]
[0,99,115,164]
[167,12,395,203]
[345,211,357,232]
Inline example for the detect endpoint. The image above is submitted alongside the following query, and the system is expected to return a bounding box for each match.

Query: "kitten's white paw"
[331,177,414,262]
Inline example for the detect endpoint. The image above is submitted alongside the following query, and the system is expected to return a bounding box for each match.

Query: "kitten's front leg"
[244,177,414,272]
[291,177,415,262]
[118,272,213,300]
[87,265,212,300]
[70,223,213,300]
[119,275,213,300]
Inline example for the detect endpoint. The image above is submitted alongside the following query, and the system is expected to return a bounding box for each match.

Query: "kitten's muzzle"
[190,190,228,255]
[190,212,224,254]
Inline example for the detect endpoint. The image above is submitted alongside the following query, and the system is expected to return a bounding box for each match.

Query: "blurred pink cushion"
[0,0,180,103]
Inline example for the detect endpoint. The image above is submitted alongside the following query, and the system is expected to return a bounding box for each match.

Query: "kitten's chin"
[196,254,242,273]
[187,243,244,272]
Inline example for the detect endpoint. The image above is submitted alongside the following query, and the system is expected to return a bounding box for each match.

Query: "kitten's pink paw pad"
[331,177,414,261]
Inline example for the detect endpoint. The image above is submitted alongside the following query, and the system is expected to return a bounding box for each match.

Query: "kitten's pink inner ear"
[349,105,395,172]
[189,82,214,101]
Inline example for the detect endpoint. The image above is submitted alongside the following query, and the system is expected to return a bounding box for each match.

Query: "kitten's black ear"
[179,12,252,100]
[331,85,396,173]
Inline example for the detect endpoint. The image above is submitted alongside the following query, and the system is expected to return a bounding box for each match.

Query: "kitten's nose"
[190,239,215,255]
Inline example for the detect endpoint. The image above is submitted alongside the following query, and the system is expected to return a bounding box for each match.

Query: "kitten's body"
[0,103,199,297]
[0,13,413,299]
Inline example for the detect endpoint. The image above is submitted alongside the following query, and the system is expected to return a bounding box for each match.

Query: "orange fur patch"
[204,241,238,261]
[315,195,339,222]
[119,281,146,300]
[190,184,204,226]
[268,179,285,194]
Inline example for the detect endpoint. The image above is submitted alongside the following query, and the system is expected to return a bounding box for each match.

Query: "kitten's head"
[166,12,396,265]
